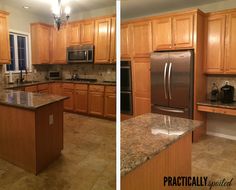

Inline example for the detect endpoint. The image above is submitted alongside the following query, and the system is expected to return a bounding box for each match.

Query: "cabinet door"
[51,26,67,64]
[152,17,172,50]
[25,85,38,92]
[38,83,49,94]
[121,24,131,59]
[173,14,194,48]
[94,18,111,64]
[205,14,226,74]
[68,23,80,45]
[131,21,152,58]
[74,90,88,113]
[80,20,94,44]
[0,11,10,64]
[225,12,236,74]
[88,92,104,116]
[110,17,116,63]
[62,89,74,111]
[132,58,151,116]
[50,83,62,95]
[104,93,116,119]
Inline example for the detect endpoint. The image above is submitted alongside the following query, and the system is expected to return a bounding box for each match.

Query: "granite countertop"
[4,80,116,89]
[197,100,236,109]
[0,90,68,110]
[121,113,203,176]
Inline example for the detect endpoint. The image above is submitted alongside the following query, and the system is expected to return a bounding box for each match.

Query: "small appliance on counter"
[220,81,234,103]
[210,83,219,102]
[47,71,62,80]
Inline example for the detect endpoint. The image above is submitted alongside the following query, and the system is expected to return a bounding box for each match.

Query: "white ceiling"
[121,0,226,19]
[0,0,116,18]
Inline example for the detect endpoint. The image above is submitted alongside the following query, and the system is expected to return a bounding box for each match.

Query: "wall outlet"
[49,114,54,125]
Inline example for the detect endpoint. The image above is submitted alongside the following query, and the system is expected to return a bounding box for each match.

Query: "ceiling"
[121,0,226,19]
[0,0,116,18]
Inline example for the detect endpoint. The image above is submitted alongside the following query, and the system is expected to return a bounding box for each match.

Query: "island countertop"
[0,89,68,110]
[121,113,203,176]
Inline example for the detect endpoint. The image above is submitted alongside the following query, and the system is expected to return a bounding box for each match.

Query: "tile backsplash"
[0,64,116,84]
[207,76,236,100]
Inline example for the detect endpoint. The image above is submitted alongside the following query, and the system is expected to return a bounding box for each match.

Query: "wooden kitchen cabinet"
[51,26,67,64]
[74,84,88,113]
[94,18,111,64]
[37,83,49,94]
[68,22,80,45]
[121,24,131,59]
[110,17,116,63]
[50,83,62,95]
[62,83,74,111]
[104,86,116,119]
[88,85,104,116]
[80,20,94,44]
[132,58,151,116]
[25,85,38,93]
[152,13,194,51]
[31,23,51,64]
[0,11,10,64]
[131,21,152,58]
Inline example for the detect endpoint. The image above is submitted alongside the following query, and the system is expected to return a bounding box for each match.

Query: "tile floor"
[0,113,116,190]
[192,135,236,190]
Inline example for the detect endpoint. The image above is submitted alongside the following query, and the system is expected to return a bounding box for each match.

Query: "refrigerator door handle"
[168,62,172,100]
[164,62,168,99]
[153,105,185,113]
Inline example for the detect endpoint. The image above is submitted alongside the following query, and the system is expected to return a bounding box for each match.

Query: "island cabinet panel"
[80,20,94,44]
[173,14,194,48]
[225,12,236,74]
[121,133,192,190]
[130,21,152,58]
[0,11,10,64]
[88,85,104,116]
[25,85,38,93]
[205,14,226,74]
[152,17,172,50]
[132,58,151,116]
[62,83,74,111]
[68,22,80,46]
[104,86,116,119]
[94,18,111,64]
[121,24,131,59]
[51,26,67,64]
[50,83,62,95]
[74,84,88,114]
[31,23,51,64]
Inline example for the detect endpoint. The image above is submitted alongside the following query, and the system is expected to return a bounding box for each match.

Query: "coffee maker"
[220,81,234,103]
[210,83,219,102]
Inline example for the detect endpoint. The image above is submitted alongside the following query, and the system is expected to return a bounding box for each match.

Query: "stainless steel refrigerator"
[151,50,194,119]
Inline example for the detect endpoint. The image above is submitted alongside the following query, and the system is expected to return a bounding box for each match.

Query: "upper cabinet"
[94,17,115,64]
[31,23,51,64]
[0,11,10,64]
[130,21,152,58]
[110,16,116,63]
[205,10,236,74]
[68,22,80,45]
[51,26,67,64]
[152,13,194,51]
[121,24,131,59]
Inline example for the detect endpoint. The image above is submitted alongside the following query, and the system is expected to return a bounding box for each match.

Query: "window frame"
[5,30,32,74]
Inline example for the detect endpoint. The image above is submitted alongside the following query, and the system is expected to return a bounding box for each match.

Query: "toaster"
[220,82,234,103]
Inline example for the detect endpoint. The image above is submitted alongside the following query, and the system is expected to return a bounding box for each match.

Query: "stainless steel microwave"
[67,44,94,63]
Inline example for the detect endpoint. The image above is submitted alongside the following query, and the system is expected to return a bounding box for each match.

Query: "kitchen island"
[121,113,202,190]
[0,90,67,174]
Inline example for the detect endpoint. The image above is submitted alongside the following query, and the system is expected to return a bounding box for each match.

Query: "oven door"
[121,91,133,115]
[67,50,87,63]
[121,65,132,91]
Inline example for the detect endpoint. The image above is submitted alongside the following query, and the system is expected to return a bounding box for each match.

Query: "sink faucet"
[19,64,26,83]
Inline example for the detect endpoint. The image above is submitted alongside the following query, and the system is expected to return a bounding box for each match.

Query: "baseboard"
[207,131,236,141]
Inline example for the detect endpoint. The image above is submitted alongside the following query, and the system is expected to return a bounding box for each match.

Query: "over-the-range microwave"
[67,44,94,63]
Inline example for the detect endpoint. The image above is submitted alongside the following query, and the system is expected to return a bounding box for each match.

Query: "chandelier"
[52,0,71,30]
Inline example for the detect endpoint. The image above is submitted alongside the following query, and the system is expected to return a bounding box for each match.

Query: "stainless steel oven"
[121,61,133,115]
[67,44,94,63]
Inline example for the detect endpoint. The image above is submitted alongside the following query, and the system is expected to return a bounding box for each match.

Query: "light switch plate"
[49,114,54,125]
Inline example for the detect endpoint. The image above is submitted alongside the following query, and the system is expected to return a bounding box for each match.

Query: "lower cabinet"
[38,84,49,94]
[50,83,62,95]
[88,85,104,116]
[62,83,74,111]
[25,85,38,92]
[74,84,88,114]
[104,86,116,119]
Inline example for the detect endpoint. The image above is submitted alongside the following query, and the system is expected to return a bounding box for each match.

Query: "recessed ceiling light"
[23,6,30,9]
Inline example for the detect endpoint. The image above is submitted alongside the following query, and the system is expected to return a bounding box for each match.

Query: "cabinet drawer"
[198,105,236,116]
[105,86,116,93]
[38,83,49,91]
[63,83,74,89]
[75,84,88,91]
[89,85,104,92]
